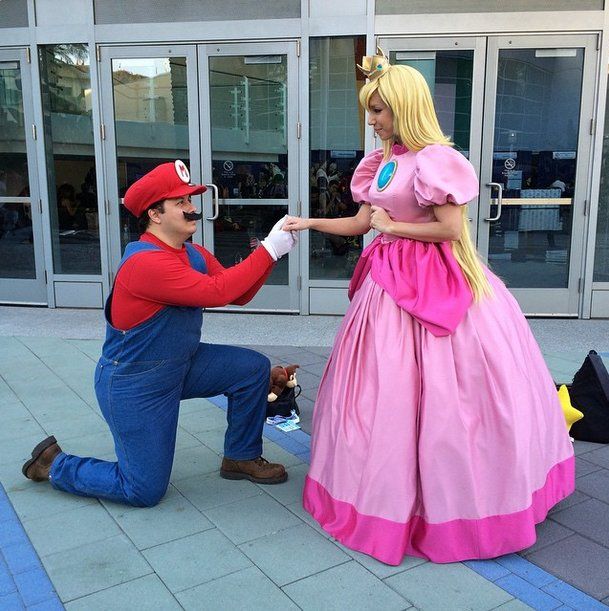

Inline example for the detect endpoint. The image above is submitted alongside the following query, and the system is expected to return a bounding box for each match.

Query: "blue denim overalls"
[50,241,270,506]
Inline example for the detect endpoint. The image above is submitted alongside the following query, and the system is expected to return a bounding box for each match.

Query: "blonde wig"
[359,63,492,301]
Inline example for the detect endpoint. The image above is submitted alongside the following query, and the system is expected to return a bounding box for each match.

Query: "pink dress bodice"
[348,143,480,336]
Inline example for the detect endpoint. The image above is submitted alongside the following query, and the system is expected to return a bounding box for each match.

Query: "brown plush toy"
[268,364,299,402]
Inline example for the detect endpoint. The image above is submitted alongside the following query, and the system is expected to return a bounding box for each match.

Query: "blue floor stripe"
[0,483,63,610]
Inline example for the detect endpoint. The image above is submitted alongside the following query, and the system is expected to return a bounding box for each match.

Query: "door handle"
[205,183,219,221]
[485,182,503,222]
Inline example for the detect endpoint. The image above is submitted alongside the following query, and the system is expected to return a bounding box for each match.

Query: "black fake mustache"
[183,211,203,221]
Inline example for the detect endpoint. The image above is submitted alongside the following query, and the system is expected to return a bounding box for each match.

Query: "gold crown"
[357,47,390,81]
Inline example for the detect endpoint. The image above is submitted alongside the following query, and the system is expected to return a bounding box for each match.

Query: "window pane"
[111,56,189,248]
[39,44,101,274]
[488,48,584,288]
[309,37,366,281]
[0,61,35,279]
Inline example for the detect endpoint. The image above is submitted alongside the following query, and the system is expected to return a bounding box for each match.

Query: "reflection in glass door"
[100,45,200,272]
[199,43,300,311]
[479,36,597,314]
[0,49,46,304]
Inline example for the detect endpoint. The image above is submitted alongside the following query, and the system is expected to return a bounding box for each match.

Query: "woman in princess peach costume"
[283,54,574,565]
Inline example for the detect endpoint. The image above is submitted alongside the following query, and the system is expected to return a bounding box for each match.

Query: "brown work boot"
[22,436,62,482]
[220,456,287,484]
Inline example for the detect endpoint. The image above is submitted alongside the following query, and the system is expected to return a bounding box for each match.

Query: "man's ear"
[148,205,163,225]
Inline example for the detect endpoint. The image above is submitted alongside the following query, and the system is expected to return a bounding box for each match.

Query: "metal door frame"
[198,41,300,312]
[478,34,598,315]
[0,47,46,304]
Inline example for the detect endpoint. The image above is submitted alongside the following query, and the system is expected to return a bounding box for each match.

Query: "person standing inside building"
[22,160,296,506]
[284,53,574,565]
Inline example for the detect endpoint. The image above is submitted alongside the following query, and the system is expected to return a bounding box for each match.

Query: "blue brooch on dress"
[377,160,397,191]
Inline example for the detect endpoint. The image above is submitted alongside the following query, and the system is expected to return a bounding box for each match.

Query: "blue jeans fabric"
[48,241,270,507]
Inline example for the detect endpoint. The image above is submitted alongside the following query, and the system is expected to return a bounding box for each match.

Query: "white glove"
[260,215,297,261]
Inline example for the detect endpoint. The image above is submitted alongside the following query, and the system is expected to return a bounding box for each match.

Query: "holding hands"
[260,215,298,260]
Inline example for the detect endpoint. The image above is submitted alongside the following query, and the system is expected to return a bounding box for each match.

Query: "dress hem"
[302,455,575,565]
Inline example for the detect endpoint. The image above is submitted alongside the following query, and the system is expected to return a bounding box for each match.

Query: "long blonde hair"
[360,64,492,301]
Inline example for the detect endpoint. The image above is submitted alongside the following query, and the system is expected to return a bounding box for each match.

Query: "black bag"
[569,350,609,443]
[266,385,301,418]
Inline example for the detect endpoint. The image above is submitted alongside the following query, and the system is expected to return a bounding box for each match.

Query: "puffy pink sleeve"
[350,148,384,204]
[414,144,479,207]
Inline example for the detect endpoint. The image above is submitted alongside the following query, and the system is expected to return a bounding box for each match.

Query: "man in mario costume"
[21,160,296,506]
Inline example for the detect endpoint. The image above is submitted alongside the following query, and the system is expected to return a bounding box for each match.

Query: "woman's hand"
[283,216,311,232]
[369,206,394,233]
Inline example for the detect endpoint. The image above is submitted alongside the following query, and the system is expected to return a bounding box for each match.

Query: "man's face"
[151,195,198,239]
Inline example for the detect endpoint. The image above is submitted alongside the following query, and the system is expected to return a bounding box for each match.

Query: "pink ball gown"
[302,143,574,565]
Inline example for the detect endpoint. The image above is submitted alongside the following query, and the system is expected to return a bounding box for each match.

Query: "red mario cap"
[123,160,207,217]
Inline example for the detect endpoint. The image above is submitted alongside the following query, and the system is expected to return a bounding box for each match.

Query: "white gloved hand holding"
[260,215,297,261]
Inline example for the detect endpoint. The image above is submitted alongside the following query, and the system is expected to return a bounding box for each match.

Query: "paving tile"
[8,484,96,522]
[172,471,262,512]
[0,433,56,467]
[283,561,408,611]
[13,566,56,607]
[573,441,606,457]
[261,441,304,469]
[548,490,590,515]
[170,444,221,481]
[178,408,228,435]
[542,580,609,610]
[43,412,108,442]
[41,534,152,602]
[385,561,512,610]
[238,522,349,586]
[495,554,556,587]
[176,565,300,610]
[285,501,332,540]
[493,599,534,610]
[0,557,17,596]
[174,429,203,452]
[575,456,604,478]
[583,446,609,469]
[259,463,309,506]
[526,534,609,600]
[27,594,64,610]
[64,574,181,610]
[0,415,45,443]
[191,425,226,455]
[0,517,30,548]
[551,498,609,547]
[335,541,427,579]
[520,519,574,556]
[142,529,252,593]
[576,469,609,504]
[22,503,121,557]
[56,431,116,462]
[203,492,300,545]
[112,493,214,550]
[464,559,512,582]
[0,590,25,610]
[3,540,43,575]
[494,574,561,611]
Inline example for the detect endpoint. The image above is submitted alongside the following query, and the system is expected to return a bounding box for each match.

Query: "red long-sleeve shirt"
[110,232,274,330]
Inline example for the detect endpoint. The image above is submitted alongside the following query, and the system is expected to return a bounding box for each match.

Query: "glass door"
[478,35,597,315]
[99,45,201,275]
[0,49,46,304]
[198,42,300,311]
[379,37,486,236]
